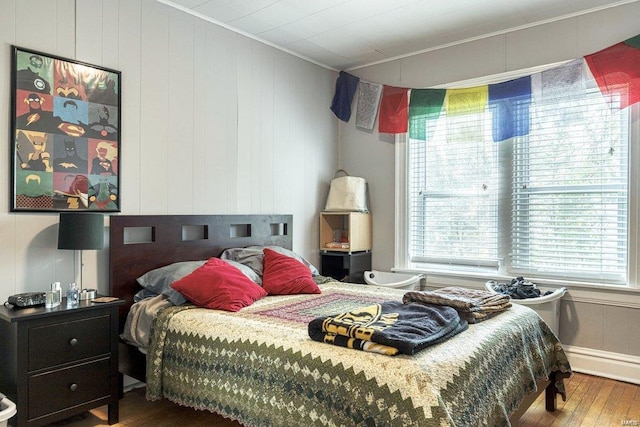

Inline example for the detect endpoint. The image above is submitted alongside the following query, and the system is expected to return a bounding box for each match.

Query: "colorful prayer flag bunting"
[329,33,640,136]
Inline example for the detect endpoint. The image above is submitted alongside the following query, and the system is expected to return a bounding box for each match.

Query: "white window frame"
[394,64,640,290]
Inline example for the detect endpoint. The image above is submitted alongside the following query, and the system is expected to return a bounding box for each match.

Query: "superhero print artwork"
[11,46,121,212]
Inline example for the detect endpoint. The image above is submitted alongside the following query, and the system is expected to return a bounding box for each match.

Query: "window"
[511,91,628,282]
[408,111,499,268]
[402,75,632,286]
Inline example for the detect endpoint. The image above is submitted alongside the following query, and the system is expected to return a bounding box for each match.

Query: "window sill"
[392,266,640,309]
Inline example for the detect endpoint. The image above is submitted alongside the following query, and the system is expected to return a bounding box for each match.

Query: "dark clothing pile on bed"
[492,276,553,299]
[403,287,512,324]
[308,301,468,356]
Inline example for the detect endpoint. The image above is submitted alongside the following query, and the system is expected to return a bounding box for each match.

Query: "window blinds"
[511,91,628,281]
[408,112,499,267]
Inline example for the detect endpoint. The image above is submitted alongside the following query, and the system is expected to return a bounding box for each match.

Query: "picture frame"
[10,46,121,212]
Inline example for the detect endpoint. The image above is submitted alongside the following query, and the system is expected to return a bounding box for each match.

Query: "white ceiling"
[158,0,635,71]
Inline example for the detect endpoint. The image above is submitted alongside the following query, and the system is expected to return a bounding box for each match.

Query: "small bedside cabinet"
[0,297,124,426]
[319,211,372,283]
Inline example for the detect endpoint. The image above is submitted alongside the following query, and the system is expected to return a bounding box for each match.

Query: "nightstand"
[0,297,124,426]
[319,211,372,283]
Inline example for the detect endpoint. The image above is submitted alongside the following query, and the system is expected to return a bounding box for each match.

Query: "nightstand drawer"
[29,314,111,370]
[28,357,111,420]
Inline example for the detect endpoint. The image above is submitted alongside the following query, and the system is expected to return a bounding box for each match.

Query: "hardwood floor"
[518,373,640,427]
[51,372,639,426]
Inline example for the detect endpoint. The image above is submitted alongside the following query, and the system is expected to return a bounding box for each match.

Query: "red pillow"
[171,257,267,311]
[262,248,321,295]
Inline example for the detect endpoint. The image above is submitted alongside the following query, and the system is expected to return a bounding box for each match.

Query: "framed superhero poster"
[10,46,121,212]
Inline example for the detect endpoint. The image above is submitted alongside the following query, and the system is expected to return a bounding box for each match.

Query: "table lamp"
[57,212,104,290]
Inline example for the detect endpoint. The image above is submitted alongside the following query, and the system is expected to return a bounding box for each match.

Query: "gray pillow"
[136,260,207,305]
[222,259,262,285]
[220,245,319,277]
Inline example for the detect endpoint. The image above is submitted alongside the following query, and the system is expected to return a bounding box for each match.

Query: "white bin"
[486,281,566,336]
[364,271,425,290]
[0,394,16,427]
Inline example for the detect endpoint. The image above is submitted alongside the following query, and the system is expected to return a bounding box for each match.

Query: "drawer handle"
[69,338,78,346]
[69,383,78,392]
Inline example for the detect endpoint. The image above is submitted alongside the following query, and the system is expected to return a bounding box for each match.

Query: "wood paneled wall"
[0,0,338,300]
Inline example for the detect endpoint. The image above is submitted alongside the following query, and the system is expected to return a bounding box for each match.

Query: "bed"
[109,214,571,426]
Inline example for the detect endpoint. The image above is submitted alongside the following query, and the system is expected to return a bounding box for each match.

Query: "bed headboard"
[109,214,293,330]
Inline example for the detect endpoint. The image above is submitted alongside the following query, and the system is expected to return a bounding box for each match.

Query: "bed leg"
[545,371,571,411]
[545,372,557,411]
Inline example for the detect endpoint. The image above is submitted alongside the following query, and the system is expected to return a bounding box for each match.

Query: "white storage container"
[0,394,16,427]
[364,271,425,290]
[486,281,566,336]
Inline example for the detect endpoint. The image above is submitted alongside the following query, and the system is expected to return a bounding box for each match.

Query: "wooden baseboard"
[564,345,640,385]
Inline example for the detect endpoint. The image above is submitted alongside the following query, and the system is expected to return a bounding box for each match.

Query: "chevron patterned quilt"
[145,282,571,426]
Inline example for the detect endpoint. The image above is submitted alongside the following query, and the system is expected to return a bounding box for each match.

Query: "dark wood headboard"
[109,214,293,330]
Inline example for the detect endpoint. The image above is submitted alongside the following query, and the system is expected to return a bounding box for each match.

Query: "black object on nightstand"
[0,297,124,426]
[320,251,372,284]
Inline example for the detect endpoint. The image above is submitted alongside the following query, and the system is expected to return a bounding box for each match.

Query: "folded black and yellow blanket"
[403,287,512,323]
[308,301,468,356]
